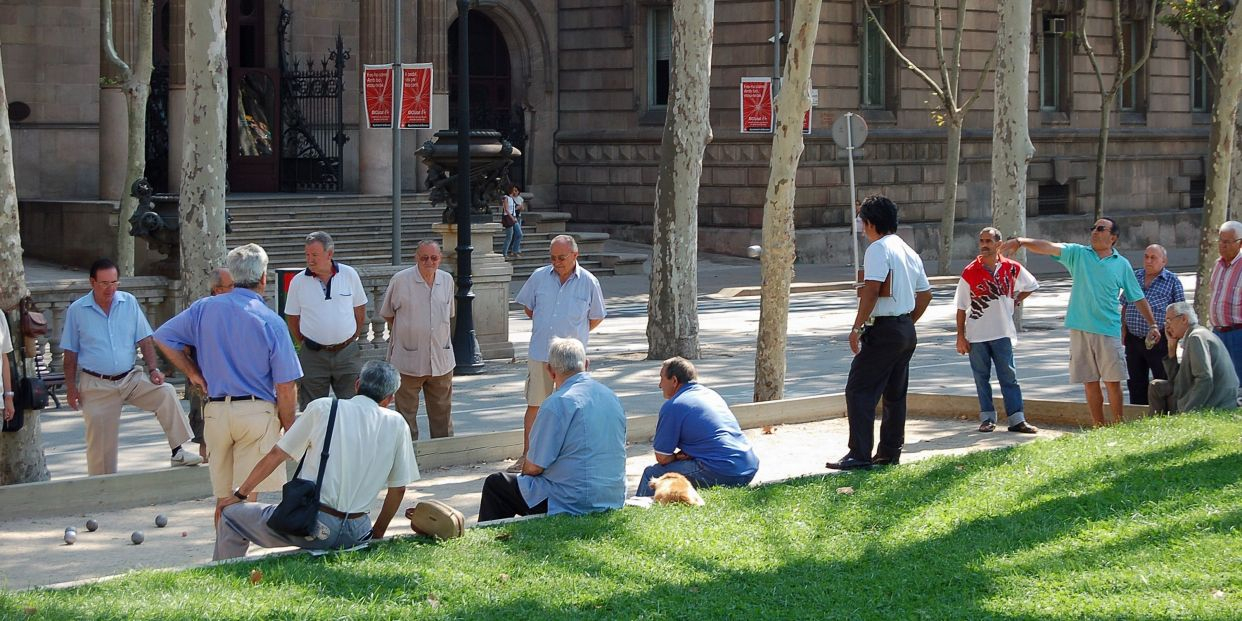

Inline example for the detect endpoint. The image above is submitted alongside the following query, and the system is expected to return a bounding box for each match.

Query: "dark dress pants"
[478,472,549,522]
[844,315,917,461]
[1124,332,1168,406]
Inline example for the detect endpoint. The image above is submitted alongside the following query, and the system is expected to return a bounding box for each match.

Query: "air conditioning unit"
[1046,17,1066,35]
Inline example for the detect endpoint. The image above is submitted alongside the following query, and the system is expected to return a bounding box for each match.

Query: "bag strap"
[291,397,340,482]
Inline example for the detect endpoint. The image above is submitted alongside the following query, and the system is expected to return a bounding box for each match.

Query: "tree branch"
[101,0,133,82]
[864,1,946,102]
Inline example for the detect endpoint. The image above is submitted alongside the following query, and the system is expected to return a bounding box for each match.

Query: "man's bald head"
[1142,244,1168,277]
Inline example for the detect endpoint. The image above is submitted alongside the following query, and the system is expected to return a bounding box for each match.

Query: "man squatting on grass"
[999,218,1161,427]
[1148,302,1240,415]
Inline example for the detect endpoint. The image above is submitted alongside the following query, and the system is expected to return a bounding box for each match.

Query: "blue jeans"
[1218,329,1242,392]
[502,221,523,255]
[213,502,372,561]
[636,458,755,496]
[968,337,1025,425]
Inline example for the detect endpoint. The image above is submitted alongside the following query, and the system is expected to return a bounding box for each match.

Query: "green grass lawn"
[4,411,1241,620]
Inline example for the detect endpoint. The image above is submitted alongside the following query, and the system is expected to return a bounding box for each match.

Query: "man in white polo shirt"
[285,231,369,409]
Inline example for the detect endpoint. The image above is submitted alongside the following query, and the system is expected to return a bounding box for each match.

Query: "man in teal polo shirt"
[1000,218,1161,426]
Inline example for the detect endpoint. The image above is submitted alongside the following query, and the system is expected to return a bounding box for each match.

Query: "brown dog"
[649,472,705,506]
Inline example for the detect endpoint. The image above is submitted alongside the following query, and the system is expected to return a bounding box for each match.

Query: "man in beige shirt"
[380,240,456,439]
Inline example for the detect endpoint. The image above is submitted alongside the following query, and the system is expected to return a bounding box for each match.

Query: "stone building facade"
[2,0,1213,263]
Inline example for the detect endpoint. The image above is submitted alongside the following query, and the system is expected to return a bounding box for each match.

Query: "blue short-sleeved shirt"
[60,291,152,375]
[518,372,626,516]
[154,288,302,401]
[514,264,606,362]
[1054,243,1146,336]
[653,382,759,478]
[1122,268,1184,336]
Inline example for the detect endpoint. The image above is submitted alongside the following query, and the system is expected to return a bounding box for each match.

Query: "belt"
[1216,324,1242,333]
[319,504,367,520]
[83,369,131,381]
[872,313,912,323]
[304,337,356,352]
[207,395,262,402]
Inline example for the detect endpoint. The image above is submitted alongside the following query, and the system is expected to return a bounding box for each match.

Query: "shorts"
[524,359,555,406]
[1068,329,1128,383]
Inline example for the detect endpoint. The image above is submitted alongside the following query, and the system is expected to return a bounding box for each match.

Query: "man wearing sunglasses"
[1208,220,1242,403]
[999,218,1160,426]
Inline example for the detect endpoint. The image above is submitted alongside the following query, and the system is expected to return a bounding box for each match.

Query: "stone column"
[432,222,514,360]
[359,0,395,195]
[166,0,186,193]
[99,0,138,200]
[414,0,450,191]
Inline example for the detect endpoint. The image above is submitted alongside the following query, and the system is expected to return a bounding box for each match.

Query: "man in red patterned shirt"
[1209,220,1242,404]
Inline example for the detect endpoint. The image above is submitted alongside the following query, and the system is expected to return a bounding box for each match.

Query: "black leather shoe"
[870,454,900,466]
[825,455,872,470]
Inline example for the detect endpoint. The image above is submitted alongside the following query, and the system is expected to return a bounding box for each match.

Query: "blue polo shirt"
[61,291,152,376]
[519,372,626,516]
[653,382,758,478]
[1054,243,1146,336]
[514,264,606,362]
[154,288,302,401]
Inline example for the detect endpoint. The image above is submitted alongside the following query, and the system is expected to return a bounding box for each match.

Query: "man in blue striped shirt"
[1121,245,1184,405]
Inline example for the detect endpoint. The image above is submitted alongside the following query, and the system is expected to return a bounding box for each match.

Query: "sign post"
[831,113,869,288]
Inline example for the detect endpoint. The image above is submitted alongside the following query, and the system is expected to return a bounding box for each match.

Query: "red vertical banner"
[400,63,433,130]
[363,64,394,129]
[740,77,773,134]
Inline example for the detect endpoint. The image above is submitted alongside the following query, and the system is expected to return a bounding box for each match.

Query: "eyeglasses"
[1090,225,1112,233]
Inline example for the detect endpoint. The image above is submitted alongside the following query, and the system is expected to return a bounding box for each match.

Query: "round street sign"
[832,113,869,149]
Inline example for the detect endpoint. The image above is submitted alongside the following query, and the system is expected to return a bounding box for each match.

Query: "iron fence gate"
[277,5,349,192]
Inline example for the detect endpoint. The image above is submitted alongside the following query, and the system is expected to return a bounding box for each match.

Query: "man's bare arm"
[275,381,298,431]
[371,486,406,540]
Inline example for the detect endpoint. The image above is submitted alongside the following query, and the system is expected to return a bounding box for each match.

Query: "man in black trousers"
[827,196,933,470]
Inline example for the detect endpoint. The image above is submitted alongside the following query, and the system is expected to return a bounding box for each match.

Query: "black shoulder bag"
[267,398,339,537]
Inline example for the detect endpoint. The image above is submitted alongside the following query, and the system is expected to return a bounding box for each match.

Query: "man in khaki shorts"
[1000,218,1160,426]
[156,244,302,524]
[511,235,606,471]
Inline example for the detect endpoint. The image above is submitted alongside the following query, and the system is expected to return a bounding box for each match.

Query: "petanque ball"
[85,519,98,532]
[746,245,762,258]
[131,531,145,545]
[63,531,76,545]
[154,514,168,528]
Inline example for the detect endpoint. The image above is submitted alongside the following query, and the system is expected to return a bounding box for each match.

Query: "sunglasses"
[1090,225,1113,233]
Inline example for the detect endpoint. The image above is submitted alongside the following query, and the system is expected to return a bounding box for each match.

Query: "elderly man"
[1208,220,1242,402]
[1148,302,1240,415]
[636,357,758,495]
[61,258,200,475]
[187,267,236,459]
[827,196,932,470]
[1121,245,1184,405]
[213,361,420,560]
[954,227,1040,434]
[1000,218,1161,426]
[510,234,606,472]
[285,231,368,408]
[380,240,455,439]
[477,338,625,521]
[155,244,302,523]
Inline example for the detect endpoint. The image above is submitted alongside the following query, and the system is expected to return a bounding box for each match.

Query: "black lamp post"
[452,0,484,375]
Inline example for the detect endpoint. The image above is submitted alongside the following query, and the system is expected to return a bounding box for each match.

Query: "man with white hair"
[477,337,626,521]
[1148,302,1239,415]
[1208,220,1242,401]
[213,360,419,560]
[155,243,303,524]
[1121,244,1184,405]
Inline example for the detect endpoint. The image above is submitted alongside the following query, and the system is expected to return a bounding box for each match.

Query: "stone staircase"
[223,194,643,280]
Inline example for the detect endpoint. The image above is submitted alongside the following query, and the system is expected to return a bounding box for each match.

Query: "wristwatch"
[233,488,248,501]
[851,326,866,335]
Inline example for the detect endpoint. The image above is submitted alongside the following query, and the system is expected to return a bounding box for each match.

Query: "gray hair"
[547,337,587,375]
[357,360,401,402]
[1222,221,1242,238]
[1167,301,1198,326]
[550,234,578,253]
[979,227,1002,241]
[305,231,334,252]
[227,244,268,289]
[209,267,231,290]
[416,239,442,254]
[1146,244,1168,259]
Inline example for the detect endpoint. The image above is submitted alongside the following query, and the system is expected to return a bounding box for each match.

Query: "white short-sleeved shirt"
[514,264,606,362]
[278,395,420,514]
[380,267,455,377]
[0,319,11,393]
[864,234,931,317]
[284,262,368,345]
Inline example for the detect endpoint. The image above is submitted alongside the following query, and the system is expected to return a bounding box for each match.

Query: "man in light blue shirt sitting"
[477,337,626,521]
[1000,218,1160,426]
[637,357,758,496]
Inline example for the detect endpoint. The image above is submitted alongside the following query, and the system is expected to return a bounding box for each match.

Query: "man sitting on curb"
[213,361,419,560]
[1148,302,1240,415]
[636,357,758,495]
[477,337,626,522]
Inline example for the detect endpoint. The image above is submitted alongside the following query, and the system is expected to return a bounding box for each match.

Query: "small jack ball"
[131,531,145,545]
[154,514,168,528]
[85,519,99,532]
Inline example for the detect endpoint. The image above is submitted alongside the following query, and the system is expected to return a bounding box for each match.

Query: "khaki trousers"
[79,370,192,476]
[394,371,454,440]
[203,398,285,498]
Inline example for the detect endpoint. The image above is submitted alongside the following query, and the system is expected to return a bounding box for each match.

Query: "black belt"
[303,337,356,352]
[207,395,262,402]
[319,504,367,519]
[83,369,131,381]
[1216,324,1242,334]
[872,314,912,323]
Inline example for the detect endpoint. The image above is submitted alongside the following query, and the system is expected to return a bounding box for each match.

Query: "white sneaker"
[171,449,203,467]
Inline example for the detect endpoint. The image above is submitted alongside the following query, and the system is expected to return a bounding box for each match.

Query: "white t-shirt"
[279,395,420,514]
[284,262,368,344]
[0,320,11,393]
[953,258,1040,343]
[864,234,931,317]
